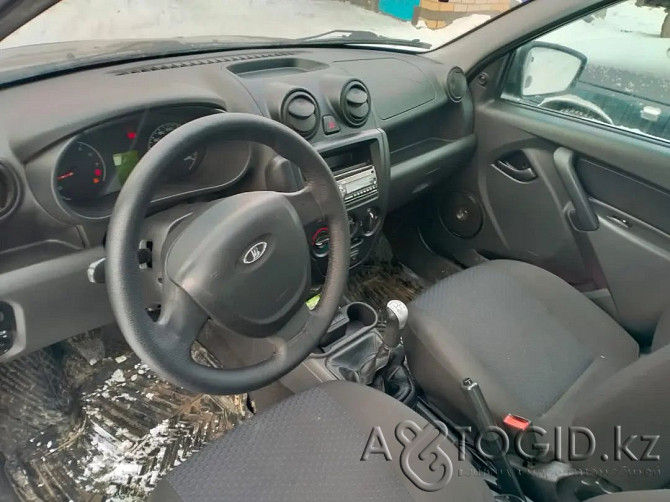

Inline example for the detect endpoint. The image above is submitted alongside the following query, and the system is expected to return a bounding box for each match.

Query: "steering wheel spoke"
[156,285,209,350]
[283,185,324,226]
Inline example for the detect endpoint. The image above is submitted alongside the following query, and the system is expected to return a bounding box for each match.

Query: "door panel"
[589,200,670,337]
[577,159,670,236]
[423,1,670,342]
[423,81,670,343]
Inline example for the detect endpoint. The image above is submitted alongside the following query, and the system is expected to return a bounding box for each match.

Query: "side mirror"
[520,43,587,97]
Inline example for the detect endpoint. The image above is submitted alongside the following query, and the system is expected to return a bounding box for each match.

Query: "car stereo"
[335,164,378,206]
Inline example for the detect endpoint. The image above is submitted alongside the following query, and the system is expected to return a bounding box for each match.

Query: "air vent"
[281,91,320,138]
[445,67,467,103]
[0,163,20,220]
[115,51,298,75]
[340,81,370,127]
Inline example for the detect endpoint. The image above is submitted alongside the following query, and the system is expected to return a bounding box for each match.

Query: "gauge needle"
[57,171,75,180]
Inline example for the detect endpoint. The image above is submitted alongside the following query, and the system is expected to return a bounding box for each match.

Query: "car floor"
[0,332,250,502]
[344,233,461,323]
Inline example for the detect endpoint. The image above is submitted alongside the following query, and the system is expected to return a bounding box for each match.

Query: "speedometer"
[148,123,201,177]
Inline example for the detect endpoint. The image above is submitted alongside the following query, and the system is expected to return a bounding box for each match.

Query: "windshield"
[0,0,529,53]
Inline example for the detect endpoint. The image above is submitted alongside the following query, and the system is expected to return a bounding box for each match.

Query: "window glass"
[0,0,534,52]
[502,0,670,143]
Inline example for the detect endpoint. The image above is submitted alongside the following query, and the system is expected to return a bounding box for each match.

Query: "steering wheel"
[106,113,349,394]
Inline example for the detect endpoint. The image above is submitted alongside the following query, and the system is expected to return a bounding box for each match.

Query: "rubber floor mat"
[4,347,250,502]
[345,259,425,316]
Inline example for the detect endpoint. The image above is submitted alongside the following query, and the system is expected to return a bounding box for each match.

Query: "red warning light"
[127,131,137,139]
[94,168,102,177]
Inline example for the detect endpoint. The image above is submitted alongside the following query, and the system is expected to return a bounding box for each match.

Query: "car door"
[422,0,670,345]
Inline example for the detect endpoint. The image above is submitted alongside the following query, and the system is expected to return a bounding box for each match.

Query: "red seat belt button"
[503,414,531,431]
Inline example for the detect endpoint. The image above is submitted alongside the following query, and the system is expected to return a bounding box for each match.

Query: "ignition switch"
[311,227,330,257]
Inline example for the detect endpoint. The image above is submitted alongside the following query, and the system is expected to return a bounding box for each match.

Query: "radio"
[334,164,378,206]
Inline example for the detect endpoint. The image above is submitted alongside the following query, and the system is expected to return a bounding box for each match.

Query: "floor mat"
[4,344,250,502]
[345,258,425,316]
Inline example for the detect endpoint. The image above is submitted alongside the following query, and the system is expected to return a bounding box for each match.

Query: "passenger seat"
[404,260,670,491]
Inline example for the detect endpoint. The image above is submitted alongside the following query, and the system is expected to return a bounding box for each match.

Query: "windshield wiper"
[296,30,431,49]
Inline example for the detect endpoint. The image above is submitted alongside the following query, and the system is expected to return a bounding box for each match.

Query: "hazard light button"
[322,115,340,135]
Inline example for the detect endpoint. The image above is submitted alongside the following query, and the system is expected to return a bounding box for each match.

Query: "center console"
[278,298,417,407]
[309,130,390,276]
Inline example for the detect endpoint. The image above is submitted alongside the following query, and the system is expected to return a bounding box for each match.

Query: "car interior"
[0,0,669,500]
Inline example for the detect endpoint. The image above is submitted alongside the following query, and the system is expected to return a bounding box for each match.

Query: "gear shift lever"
[384,300,408,349]
[357,300,409,385]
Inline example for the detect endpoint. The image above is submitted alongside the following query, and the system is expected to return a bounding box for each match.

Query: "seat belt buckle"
[503,414,531,432]
[503,414,538,460]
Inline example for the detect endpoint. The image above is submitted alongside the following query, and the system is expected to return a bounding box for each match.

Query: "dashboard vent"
[281,91,320,138]
[115,51,298,75]
[0,163,19,220]
[340,81,370,127]
[445,67,467,103]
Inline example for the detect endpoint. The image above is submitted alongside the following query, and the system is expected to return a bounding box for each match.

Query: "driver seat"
[149,381,666,501]
[150,381,494,501]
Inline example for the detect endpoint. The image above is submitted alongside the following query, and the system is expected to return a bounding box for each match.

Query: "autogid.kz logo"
[361,420,662,492]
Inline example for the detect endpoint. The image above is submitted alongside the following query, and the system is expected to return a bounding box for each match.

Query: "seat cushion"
[151,381,493,502]
[405,260,638,430]
[589,491,670,502]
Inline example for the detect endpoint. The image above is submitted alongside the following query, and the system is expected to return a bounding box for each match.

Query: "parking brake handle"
[462,378,524,499]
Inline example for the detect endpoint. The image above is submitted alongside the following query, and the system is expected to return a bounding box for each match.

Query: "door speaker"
[440,192,483,238]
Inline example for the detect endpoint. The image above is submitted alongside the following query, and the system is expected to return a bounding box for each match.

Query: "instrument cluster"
[55,106,219,203]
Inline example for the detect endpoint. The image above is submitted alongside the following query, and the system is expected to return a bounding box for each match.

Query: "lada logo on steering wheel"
[243,241,268,264]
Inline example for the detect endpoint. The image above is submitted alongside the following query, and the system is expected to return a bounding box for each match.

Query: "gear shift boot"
[325,330,382,383]
[326,300,417,406]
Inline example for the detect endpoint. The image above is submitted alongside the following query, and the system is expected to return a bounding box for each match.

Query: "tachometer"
[148,122,201,177]
[56,142,107,201]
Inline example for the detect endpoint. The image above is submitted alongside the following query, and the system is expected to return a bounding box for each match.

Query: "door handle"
[553,147,599,231]
[492,159,537,182]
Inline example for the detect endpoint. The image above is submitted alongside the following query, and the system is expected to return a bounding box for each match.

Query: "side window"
[502,0,670,143]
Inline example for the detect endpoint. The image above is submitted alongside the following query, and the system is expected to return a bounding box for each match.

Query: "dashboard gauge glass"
[148,122,200,177]
[56,142,107,201]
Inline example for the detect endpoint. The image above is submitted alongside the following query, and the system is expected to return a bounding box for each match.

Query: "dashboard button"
[322,115,340,135]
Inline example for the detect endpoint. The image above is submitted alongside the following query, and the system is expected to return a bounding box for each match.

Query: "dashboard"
[0,46,475,362]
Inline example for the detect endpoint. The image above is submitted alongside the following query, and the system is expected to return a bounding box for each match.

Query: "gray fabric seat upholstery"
[406,260,638,430]
[590,490,670,501]
[151,381,493,502]
[405,260,670,490]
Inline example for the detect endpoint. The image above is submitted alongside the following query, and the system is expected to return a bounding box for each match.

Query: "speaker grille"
[445,67,468,103]
[440,192,483,238]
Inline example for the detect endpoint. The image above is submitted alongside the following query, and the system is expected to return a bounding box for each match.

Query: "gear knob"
[384,300,409,348]
[386,300,408,329]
